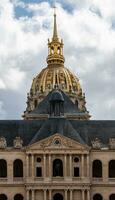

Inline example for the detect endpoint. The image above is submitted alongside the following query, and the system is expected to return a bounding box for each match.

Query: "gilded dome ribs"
[23,9,90,120]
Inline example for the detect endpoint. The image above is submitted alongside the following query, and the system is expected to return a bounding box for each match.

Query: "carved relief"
[109,138,115,149]
[13,136,23,149]
[0,137,7,149]
[91,137,101,149]
[39,134,82,149]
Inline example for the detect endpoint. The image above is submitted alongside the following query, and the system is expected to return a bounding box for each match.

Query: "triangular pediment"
[27,133,89,151]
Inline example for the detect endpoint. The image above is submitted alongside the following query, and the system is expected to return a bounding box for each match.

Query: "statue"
[0,137,7,149]
[91,137,101,149]
[13,136,23,149]
[109,138,115,149]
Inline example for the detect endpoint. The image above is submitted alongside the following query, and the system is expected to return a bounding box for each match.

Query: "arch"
[53,159,63,177]
[53,193,63,200]
[110,194,115,200]
[0,159,7,177]
[13,159,23,177]
[109,160,115,178]
[34,100,38,108]
[75,100,78,108]
[0,194,7,200]
[93,194,103,200]
[92,160,102,177]
[14,194,23,200]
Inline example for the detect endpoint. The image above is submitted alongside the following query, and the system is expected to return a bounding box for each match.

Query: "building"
[0,9,115,200]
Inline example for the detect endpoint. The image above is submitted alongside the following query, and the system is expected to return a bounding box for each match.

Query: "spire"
[53,5,58,40]
[46,5,65,66]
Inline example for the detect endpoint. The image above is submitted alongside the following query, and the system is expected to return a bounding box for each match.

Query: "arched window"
[0,194,7,200]
[92,160,102,177]
[13,159,23,177]
[53,159,63,177]
[110,194,115,200]
[0,159,7,177]
[73,156,80,177]
[109,160,115,178]
[75,100,78,108]
[14,194,23,200]
[53,193,63,200]
[34,100,38,108]
[93,194,103,200]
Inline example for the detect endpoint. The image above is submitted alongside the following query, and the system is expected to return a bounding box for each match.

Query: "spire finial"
[53,2,58,40]
[46,3,65,65]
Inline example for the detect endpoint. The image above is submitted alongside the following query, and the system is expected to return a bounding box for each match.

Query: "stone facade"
[0,134,115,200]
[0,8,115,200]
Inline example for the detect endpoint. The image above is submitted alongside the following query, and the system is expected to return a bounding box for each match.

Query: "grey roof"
[30,90,81,115]
[29,118,85,145]
[49,90,64,102]
[0,119,115,147]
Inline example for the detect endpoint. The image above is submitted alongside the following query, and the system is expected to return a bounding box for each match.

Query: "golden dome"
[31,65,82,95]
[30,10,82,102]
[23,8,89,119]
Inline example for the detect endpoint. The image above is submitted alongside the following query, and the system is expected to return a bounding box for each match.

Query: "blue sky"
[13,0,74,18]
[0,0,115,119]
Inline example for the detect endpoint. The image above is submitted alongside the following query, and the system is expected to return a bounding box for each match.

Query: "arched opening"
[34,100,38,108]
[73,156,80,177]
[109,160,115,177]
[75,100,78,108]
[13,159,23,177]
[14,194,23,200]
[53,159,63,177]
[110,194,115,200]
[57,47,60,54]
[93,194,103,200]
[51,47,54,54]
[92,160,102,177]
[0,194,7,200]
[0,159,7,177]
[53,193,63,200]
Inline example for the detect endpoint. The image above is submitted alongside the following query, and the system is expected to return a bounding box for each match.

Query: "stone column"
[65,190,67,200]
[26,190,29,200]
[31,154,34,178]
[86,155,89,177]
[44,154,46,178]
[32,189,35,200]
[70,190,73,200]
[44,189,47,200]
[49,154,51,179]
[82,190,85,200]
[8,160,13,182]
[64,155,67,177]
[26,154,29,177]
[81,154,84,177]
[49,189,52,200]
[87,190,90,200]
[69,155,72,178]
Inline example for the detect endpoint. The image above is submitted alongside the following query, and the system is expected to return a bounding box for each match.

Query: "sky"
[0,0,115,120]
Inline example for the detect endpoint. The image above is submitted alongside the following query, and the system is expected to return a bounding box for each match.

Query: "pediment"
[27,133,89,151]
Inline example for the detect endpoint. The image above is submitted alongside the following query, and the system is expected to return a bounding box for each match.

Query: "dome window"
[49,90,64,117]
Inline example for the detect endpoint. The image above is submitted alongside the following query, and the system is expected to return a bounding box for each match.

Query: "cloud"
[0,101,7,119]
[0,0,115,119]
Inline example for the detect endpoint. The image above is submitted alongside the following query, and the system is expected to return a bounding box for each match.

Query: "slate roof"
[29,90,81,115]
[0,119,115,147]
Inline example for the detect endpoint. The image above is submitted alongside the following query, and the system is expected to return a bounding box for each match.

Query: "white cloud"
[0,0,115,119]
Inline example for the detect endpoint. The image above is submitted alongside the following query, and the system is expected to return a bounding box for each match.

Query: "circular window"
[74,157,79,162]
[54,139,61,145]
[37,157,41,162]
